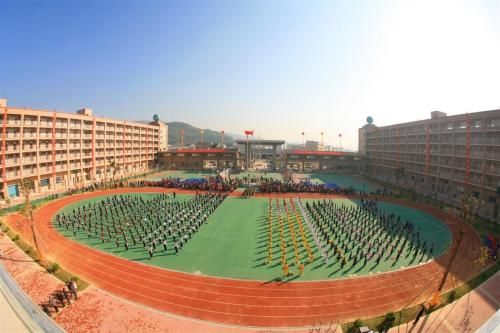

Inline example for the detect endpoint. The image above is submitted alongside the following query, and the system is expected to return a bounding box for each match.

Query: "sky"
[1,0,499,150]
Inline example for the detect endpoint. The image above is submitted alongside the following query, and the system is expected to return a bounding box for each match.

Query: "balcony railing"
[5,133,20,139]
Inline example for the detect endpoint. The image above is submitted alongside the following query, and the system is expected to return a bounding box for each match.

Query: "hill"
[167,122,236,146]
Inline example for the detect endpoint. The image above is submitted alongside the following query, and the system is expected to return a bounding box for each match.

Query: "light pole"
[338,133,342,150]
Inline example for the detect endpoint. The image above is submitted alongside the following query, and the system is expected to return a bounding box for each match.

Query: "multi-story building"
[157,148,239,171]
[361,109,500,221]
[284,150,365,173]
[304,140,325,151]
[0,99,167,199]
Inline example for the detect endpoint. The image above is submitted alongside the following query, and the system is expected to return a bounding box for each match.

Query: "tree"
[108,158,121,181]
[19,178,44,264]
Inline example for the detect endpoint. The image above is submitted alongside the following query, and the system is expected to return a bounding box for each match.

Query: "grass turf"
[144,170,218,181]
[296,173,376,192]
[52,194,451,281]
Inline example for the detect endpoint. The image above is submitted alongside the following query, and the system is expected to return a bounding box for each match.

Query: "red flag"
[244,130,254,136]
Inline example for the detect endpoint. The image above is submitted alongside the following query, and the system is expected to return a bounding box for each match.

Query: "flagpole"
[246,134,249,170]
[258,131,261,166]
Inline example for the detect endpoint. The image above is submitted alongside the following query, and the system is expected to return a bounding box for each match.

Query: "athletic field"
[144,170,217,181]
[296,173,376,192]
[52,193,451,281]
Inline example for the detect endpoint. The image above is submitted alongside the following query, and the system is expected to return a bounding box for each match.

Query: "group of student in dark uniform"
[128,175,241,192]
[55,191,227,258]
[41,279,78,317]
[258,179,358,195]
[305,198,434,270]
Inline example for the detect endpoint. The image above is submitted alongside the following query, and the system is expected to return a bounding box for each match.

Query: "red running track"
[5,188,483,327]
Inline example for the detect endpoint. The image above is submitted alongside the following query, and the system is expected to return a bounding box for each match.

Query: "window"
[473,120,481,128]
[490,119,500,128]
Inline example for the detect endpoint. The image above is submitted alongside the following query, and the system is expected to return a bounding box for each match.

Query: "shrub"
[47,262,60,273]
[12,235,20,241]
[447,290,456,303]
[354,319,364,327]
[378,312,396,332]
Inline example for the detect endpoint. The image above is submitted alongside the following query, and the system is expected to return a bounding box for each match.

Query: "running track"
[5,188,483,327]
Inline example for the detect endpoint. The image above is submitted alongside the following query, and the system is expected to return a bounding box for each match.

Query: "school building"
[359,109,500,221]
[0,99,168,199]
[157,149,239,171]
[284,150,366,173]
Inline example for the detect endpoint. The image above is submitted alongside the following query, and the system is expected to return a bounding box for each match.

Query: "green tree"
[19,178,44,264]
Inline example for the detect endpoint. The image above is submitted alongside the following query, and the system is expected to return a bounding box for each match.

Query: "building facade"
[285,150,365,173]
[0,99,167,199]
[304,140,325,151]
[235,139,285,170]
[157,149,238,171]
[363,109,500,220]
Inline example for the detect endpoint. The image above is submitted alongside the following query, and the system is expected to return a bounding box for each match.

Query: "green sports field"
[144,170,217,181]
[296,173,376,192]
[53,194,451,281]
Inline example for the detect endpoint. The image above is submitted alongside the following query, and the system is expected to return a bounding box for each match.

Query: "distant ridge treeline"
[167,122,236,146]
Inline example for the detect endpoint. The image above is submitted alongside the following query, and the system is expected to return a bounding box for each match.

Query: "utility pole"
[413,229,465,325]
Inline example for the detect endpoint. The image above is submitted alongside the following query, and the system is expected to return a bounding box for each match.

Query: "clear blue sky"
[1,0,499,150]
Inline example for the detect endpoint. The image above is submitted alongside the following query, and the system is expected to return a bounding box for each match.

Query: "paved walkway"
[389,271,500,333]
[0,231,65,333]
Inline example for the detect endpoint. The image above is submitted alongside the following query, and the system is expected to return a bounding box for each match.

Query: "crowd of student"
[258,179,358,195]
[303,198,433,270]
[128,175,241,192]
[55,192,227,258]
